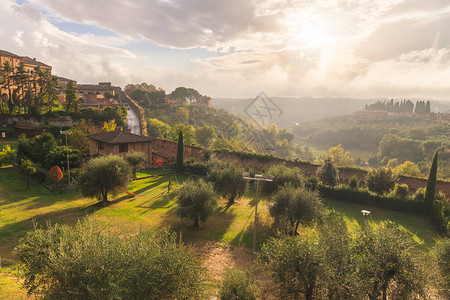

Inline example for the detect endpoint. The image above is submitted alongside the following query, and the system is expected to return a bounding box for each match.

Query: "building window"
[119,143,128,153]
[98,141,104,150]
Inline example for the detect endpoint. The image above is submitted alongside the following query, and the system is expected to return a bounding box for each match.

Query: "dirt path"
[195,241,278,299]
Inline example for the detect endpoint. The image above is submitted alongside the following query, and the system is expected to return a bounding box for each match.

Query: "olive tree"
[269,185,325,234]
[353,222,428,300]
[176,179,218,227]
[78,155,131,205]
[207,159,247,206]
[219,268,258,300]
[15,218,204,299]
[260,234,326,300]
[125,151,146,178]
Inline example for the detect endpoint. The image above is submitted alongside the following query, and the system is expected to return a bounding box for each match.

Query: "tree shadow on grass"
[231,210,273,250]
[21,191,83,211]
[131,177,169,196]
[158,200,237,246]
[0,206,94,260]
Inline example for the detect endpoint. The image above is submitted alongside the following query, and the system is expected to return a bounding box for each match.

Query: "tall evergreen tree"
[176,130,184,172]
[425,151,438,212]
[65,80,78,112]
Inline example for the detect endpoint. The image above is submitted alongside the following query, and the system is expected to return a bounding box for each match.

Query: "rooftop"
[21,56,51,68]
[78,84,115,91]
[0,50,20,58]
[87,129,153,144]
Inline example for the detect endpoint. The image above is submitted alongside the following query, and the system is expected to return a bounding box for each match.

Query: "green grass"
[0,165,441,297]
[323,199,437,250]
[0,165,440,258]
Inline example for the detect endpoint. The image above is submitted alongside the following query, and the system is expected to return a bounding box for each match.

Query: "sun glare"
[300,22,330,47]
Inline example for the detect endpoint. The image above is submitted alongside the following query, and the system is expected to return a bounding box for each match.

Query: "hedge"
[318,185,425,214]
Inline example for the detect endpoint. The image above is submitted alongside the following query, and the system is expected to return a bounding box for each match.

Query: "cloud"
[32,0,282,49]
[2,0,450,100]
[0,0,136,84]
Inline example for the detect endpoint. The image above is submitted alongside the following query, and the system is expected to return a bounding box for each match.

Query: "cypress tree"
[176,130,184,172]
[425,151,438,212]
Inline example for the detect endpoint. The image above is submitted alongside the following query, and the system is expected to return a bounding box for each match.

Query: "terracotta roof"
[0,50,20,58]
[13,126,37,130]
[77,84,114,91]
[87,130,153,144]
[21,57,51,68]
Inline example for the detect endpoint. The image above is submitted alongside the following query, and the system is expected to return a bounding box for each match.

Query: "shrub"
[15,218,204,299]
[412,187,426,202]
[316,158,339,187]
[431,192,450,237]
[365,167,396,195]
[0,144,16,166]
[44,146,82,170]
[434,238,450,295]
[348,175,358,189]
[219,268,258,300]
[185,160,208,176]
[70,168,81,183]
[304,175,319,191]
[176,179,218,227]
[388,183,409,200]
[32,167,48,184]
[261,164,302,196]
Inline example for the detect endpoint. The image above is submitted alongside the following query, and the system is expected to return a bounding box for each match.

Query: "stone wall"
[148,140,450,197]
[151,138,203,162]
[0,115,73,129]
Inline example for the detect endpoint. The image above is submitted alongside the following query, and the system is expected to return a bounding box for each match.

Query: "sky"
[1,0,450,99]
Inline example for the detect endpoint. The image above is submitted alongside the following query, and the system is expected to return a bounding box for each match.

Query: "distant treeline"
[364,99,431,114]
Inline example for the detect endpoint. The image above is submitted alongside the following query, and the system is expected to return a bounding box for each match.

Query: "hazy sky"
[1,0,450,99]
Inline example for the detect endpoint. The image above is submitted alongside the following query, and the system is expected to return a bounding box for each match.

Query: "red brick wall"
[150,138,203,162]
[212,151,449,196]
[148,143,450,197]
[398,175,450,196]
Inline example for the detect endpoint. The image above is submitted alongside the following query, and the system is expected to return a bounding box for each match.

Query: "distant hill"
[212,97,450,129]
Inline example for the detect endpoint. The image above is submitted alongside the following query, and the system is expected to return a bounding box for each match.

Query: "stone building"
[78,82,118,108]
[0,50,52,99]
[87,128,153,164]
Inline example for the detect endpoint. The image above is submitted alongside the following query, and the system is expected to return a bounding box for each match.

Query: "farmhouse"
[87,128,153,164]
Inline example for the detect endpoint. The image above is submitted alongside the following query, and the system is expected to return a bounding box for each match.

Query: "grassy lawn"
[0,165,440,297]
